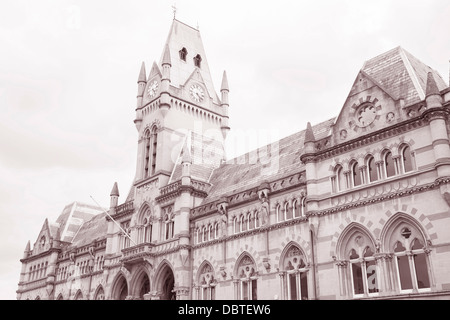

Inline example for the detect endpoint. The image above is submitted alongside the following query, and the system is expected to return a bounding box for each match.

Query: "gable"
[333,71,400,144]
[32,219,54,255]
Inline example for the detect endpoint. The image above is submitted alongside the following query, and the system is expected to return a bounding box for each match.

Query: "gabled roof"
[361,46,447,106]
[202,118,335,203]
[69,212,108,248]
[55,202,104,243]
[159,19,220,104]
[169,131,224,183]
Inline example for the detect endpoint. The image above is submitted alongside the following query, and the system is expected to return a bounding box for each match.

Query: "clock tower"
[132,18,230,188]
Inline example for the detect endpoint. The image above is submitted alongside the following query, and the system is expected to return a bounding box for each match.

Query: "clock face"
[147,80,159,98]
[189,84,204,102]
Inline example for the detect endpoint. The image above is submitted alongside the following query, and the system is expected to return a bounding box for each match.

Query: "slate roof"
[361,46,447,107]
[69,212,108,248]
[202,118,335,203]
[160,19,220,104]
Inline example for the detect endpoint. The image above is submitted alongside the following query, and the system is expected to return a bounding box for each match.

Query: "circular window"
[356,103,377,127]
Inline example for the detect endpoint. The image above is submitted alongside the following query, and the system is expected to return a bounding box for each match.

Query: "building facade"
[17,18,450,300]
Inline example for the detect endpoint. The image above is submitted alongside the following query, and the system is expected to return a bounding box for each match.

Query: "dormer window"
[179,47,188,61]
[194,54,202,68]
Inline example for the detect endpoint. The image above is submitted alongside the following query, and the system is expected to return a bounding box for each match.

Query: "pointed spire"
[162,44,172,66]
[110,182,119,197]
[23,240,31,259]
[426,72,440,97]
[181,141,192,164]
[304,122,316,143]
[221,70,229,92]
[138,61,147,82]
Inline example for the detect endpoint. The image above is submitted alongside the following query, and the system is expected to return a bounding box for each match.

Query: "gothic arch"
[56,293,63,300]
[196,260,215,285]
[234,251,258,278]
[74,289,83,300]
[379,212,430,252]
[336,222,377,260]
[329,213,377,258]
[110,271,129,300]
[279,241,309,268]
[129,264,152,299]
[153,260,176,300]
[93,285,105,300]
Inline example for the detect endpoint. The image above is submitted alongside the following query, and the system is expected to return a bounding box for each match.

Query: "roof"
[202,118,335,203]
[169,131,224,183]
[361,46,447,107]
[159,19,220,104]
[69,212,108,248]
[55,202,104,243]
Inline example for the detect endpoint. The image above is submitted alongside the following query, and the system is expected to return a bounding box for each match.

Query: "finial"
[304,122,316,143]
[425,72,440,98]
[110,182,119,197]
[172,3,177,19]
[221,70,229,91]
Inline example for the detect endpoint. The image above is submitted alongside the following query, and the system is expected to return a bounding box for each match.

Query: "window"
[335,165,346,192]
[194,54,202,68]
[285,202,292,220]
[337,228,379,297]
[235,255,258,300]
[143,127,158,178]
[197,263,216,300]
[234,217,240,234]
[277,204,283,222]
[281,245,309,300]
[248,212,255,230]
[40,236,46,249]
[121,221,131,249]
[241,215,247,232]
[179,47,188,61]
[384,151,396,178]
[351,161,362,187]
[162,206,174,240]
[400,145,414,173]
[393,227,431,292]
[366,156,378,183]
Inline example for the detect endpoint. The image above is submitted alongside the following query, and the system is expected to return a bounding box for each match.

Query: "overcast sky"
[1,0,449,300]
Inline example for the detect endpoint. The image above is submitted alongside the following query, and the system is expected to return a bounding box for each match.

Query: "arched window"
[337,227,379,297]
[334,165,346,192]
[196,228,201,244]
[277,204,284,222]
[194,54,202,68]
[285,202,292,220]
[94,286,105,300]
[209,224,214,241]
[214,222,219,239]
[241,215,247,232]
[400,145,414,173]
[293,199,300,218]
[234,217,240,234]
[384,151,396,178]
[366,155,378,183]
[255,211,261,228]
[197,263,216,300]
[143,127,158,178]
[281,245,309,300]
[179,47,188,61]
[351,161,362,187]
[40,236,46,249]
[392,228,431,292]
[121,220,131,249]
[202,226,207,242]
[163,206,174,241]
[235,255,258,300]
[248,212,255,230]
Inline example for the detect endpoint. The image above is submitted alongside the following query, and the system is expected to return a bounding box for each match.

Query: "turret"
[220,71,230,140]
[424,72,450,177]
[160,44,172,117]
[110,182,119,209]
[134,62,147,131]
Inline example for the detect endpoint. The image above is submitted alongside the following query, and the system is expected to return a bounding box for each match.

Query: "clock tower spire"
[132,18,229,188]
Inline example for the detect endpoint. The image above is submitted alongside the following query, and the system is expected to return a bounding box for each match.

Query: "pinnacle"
[110,182,119,197]
[304,122,316,143]
[425,72,440,97]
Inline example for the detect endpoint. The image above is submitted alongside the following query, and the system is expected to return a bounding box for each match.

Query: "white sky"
[0,0,449,300]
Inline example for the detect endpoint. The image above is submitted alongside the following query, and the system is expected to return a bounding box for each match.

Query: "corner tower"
[133,19,229,187]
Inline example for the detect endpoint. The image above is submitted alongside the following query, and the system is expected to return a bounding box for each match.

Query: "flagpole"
[90,195,137,246]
